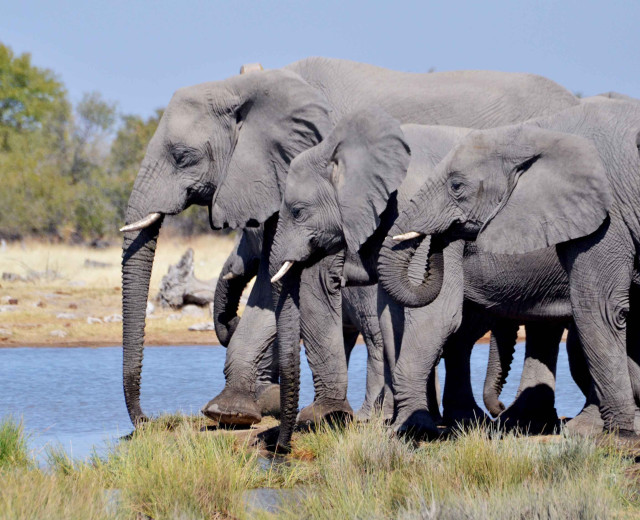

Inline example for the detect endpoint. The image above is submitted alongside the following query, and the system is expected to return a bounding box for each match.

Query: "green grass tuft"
[0,417,30,469]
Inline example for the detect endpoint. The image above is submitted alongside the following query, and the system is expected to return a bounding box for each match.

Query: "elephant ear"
[475,127,612,254]
[328,109,411,253]
[210,69,332,229]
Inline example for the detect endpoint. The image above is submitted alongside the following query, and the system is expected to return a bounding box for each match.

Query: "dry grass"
[1,414,639,519]
[271,418,640,519]
[0,232,237,346]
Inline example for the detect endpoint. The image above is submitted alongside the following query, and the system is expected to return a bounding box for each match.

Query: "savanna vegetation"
[0,414,639,519]
[0,42,213,242]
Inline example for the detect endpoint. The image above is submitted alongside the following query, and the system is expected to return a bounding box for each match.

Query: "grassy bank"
[0,234,236,347]
[1,415,638,519]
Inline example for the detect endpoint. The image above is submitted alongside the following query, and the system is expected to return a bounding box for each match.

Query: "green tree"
[0,43,73,238]
[68,91,117,184]
[0,43,69,149]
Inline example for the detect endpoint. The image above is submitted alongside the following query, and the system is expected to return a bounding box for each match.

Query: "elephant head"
[121,68,331,426]
[270,109,411,277]
[379,124,612,309]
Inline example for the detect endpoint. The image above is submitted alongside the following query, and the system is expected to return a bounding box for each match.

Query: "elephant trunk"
[121,194,164,426]
[483,324,518,417]
[213,257,259,347]
[273,269,301,452]
[377,232,445,308]
[268,221,302,451]
[377,177,455,308]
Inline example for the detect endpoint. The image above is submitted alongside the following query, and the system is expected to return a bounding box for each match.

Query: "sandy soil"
[0,232,237,347]
[0,233,507,348]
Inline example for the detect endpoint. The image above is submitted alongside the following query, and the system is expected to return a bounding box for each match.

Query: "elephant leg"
[378,290,439,423]
[483,320,519,417]
[560,218,637,436]
[377,285,403,379]
[202,259,277,425]
[342,323,359,367]
[392,240,465,436]
[566,323,591,398]
[377,285,404,422]
[357,322,391,421]
[497,323,563,434]
[627,283,640,407]
[564,322,604,433]
[297,252,353,426]
[426,366,442,424]
[441,305,490,427]
[343,285,393,422]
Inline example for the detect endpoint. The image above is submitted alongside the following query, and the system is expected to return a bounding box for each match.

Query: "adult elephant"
[384,98,640,436]
[120,57,577,444]
[270,111,577,436]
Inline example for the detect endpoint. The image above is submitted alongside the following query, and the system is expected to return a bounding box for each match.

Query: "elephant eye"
[291,206,305,221]
[449,178,465,197]
[171,146,201,168]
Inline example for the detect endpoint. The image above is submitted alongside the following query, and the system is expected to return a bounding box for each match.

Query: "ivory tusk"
[392,231,425,242]
[222,271,238,281]
[120,213,162,232]
[270,261,294,284]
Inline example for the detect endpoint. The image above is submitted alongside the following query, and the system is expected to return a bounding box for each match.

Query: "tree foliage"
[0,42,219,240]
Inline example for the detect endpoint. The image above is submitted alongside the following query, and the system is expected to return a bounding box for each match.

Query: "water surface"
[0,343,583,459]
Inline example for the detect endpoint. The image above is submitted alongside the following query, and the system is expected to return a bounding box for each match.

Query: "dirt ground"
[0,233,511,348]
[0,232,237,347]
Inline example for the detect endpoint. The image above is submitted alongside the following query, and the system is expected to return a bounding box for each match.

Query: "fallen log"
[156,248,216,308]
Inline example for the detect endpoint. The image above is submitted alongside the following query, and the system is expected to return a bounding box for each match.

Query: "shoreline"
[0,334,493,348]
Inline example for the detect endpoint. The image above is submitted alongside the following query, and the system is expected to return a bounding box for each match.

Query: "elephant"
[119,57,578,449]
[270,110,580,436]
[383,98,640,436]
[213,227,394,422]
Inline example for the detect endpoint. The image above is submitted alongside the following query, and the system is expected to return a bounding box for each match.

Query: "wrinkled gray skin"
[121,57,577,449]
[384,99,640,436]
[214,228,263,348]
[213,227,393,422]
[272,111,580,435]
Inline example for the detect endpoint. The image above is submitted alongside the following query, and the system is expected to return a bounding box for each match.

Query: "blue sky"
[3,0,639,118]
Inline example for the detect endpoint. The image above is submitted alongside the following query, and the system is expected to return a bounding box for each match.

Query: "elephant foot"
[495,386,559,434]
[565,403,604,436]
[355,403,394,423]
[355,396,395,423]
[497,404,559,435]
[393,407,440,440]
[355,406,374,422]
[201,386,262,426]
[442,404,490,430]
[256,384,280,418]
[296,399,354,428]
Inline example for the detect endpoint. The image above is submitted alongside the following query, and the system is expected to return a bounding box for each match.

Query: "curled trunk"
[121,216,163,426]
[213,256,259,347]
[378,231,445,308]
